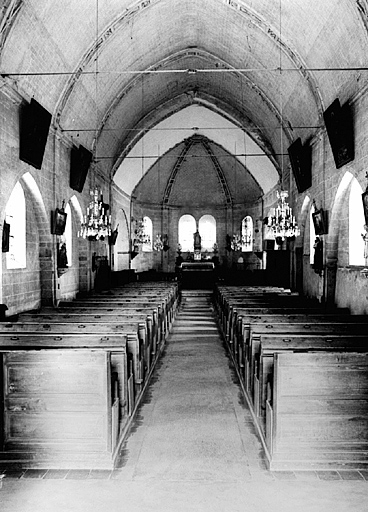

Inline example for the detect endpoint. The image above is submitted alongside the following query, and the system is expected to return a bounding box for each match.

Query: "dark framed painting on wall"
[312,208,328,235]
[2,221,10,252]
[323,98,354,169]
[109,228,119,245]
[51,209,67,235]
[287,137,312,193]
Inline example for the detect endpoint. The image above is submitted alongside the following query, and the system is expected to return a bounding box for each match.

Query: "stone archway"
[324,171,354,305]
[21,172,55,307]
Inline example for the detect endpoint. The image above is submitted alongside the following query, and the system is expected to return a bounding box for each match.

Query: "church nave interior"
[1,0,368,510]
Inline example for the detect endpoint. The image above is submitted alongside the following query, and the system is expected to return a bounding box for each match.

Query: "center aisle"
[118,289,263,483]
[108,290,368,512]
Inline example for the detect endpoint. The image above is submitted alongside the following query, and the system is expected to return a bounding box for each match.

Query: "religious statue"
[57,241,68,268]
[313,236,323,275]
[193,230,201,251]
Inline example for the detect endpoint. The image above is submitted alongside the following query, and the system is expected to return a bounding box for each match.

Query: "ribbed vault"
[1,0,368,199]
[132,134,263,208]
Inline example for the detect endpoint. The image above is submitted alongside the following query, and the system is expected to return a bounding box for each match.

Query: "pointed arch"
[5,181,26,269]
[2,172,55,311]
[349,178,365,266]
[328,171,355,265]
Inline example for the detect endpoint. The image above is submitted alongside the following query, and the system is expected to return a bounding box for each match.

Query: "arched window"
[349,179,365,266]
[241,216,253,252]
[309,203,317,265]
[198,215,216,251]
[142,216,153,252]
[64,203,72,267]
[5,182,26,269]
[178,214,196,251]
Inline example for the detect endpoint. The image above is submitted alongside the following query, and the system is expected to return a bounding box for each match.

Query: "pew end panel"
[267,351,368,471]
[0,349,128,469]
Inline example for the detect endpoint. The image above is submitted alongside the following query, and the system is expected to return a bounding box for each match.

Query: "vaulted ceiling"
[1,0,368,198]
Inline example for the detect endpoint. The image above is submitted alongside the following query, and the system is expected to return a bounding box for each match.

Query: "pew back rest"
[246,322,368,345]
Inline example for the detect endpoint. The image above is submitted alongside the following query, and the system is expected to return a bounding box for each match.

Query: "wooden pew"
[0,322,147,400]
[244,322,368,395]
[235,313,368,360]
[266,351,368,471]
[0,281,180,470]
[20,311,163,358]
[225,306,351,357]
[252,333,368,428]
[48,304,167,342]
[0,333,129,469]
[57,300,171,338]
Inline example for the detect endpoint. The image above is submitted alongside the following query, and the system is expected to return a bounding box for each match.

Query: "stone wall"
[0,85,112,314]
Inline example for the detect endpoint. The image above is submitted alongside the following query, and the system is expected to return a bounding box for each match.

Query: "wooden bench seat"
[0,281,180,470]
[222,296,319,321]
[266,351,368,471]
[244,322,368,390]
[57,300,172,335]
[229,317,361,373]
[214,284,368,472]
[251,333,368,428]
[18,311,161,355]
[0,334,129,469]
[0,322,147,394]
[225,307,351,345]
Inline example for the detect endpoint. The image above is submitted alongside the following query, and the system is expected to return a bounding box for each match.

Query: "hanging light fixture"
[153,234,164,251]
[230,234,245,251]
[265,6,299,245]
[133,218,150,247]
[231,233,251,251]
[153,233,169,251]
[266,190,300,241]
[78,188,112,240]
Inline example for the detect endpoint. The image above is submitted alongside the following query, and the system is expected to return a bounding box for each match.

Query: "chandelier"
[153,234,169,251]
[78,188,112,240]
[134,218,150,246]
[230,234,247,251]
[266,190,300,241]
[153,234,164,251]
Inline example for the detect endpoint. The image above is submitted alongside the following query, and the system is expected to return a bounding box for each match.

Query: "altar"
[179,261,215,289]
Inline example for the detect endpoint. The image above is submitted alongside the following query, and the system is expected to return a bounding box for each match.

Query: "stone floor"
[0,290,367,511]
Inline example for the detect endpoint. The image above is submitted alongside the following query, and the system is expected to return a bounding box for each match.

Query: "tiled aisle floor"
[0,290,367,512]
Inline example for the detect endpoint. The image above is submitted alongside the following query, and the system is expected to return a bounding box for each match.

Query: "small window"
[349,179,365,266]
[6,182,26,269]
[241,216,253,252]
[178,214,196,251]
[64,203,72,267]
[198,215,216,251]
[309,204,317,265]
